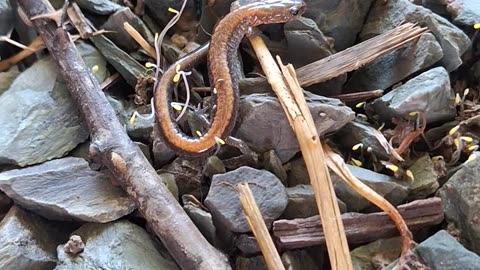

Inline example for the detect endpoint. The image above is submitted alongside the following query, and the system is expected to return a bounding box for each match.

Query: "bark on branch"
[17,0,230,269]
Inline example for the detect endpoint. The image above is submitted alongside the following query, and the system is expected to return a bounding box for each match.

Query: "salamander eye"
[289,7,299,16]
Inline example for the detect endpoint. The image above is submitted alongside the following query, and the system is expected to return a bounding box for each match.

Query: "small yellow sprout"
[454,138,460,148]
[464,88,470,97]
[196,131,202,137]
[172,104,182,111]
[352,143,363,151]
[168,7,179,14]
[355,101,366,108]
[408,111,418,116]
[215,137,225,145]
[432,155,444,162]
[155,32,159,40]
[366,146,373,153]
[92,65,99,73]
[145,62,155,68]
[129,113,136,124]
[406,169,414,182]
[385,164,399,172]
[455,93,461,105]
[175,64,181,73]
[351,158,363,167]
[475,23,480,30]
[460,136,473,143]
[173,73,181,83]
[378,122,385,131]
[448,125,460,136]
[357,113,368,121]
[467,153,477,163]
[468,145,479,151]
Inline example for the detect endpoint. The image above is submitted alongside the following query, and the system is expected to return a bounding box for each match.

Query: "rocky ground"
[0,0,480,269]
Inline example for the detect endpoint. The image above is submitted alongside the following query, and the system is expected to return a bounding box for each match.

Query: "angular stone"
[0,206,69,270]
[0,157,136,222]
[361,0,471,71]
[437,155,480,254]
[205,166,288,233]
[75,0,122,15]
[385,230,480,269]
[262,150,287,185]
[184,203,216,245]
[235,234,260,256]
[407,155,439,200]
[345,33,443,91]
[0,43,107,166]
[351,237,401,270]
[368,67,455,125]
[333,165,409,212]
[447,0,480,26]
[159,157,205,198]
[236,93,354,163]
[55,220,179,270]
[302,0,375,51]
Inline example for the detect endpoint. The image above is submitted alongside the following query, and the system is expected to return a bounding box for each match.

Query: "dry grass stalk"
[248,33,353,270]
[124,22,157,59]
[238,183,285,270]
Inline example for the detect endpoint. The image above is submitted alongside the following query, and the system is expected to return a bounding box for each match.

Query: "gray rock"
[281,250,319,270]
[437,155,480,254]
[160,157,205,198]
[333,165,409,212]
[385,230,480,269]
[368,67,455,125]
[0,157,136,222]
[351,237,401,270]
[205,166,288,233]
[235,93,354,163]
[235,256,267,270]
[447,0,480,26]
[0,206,69,270]
[75,0,122,15]
[285,184,346,219]
[345,33,443,91]
[407,155,439,200]
[0,66,20,95]
[302,0,375,51]
[152,124,176,168]
[263,150,287,185]
[159,173,179,201]
[0,0,13,35]
[55,220,179,270]
[235,234,260,256]
[0,43,107,166]
[184,203,216,245]
[204,156,226,178]
[361,0,470,72]
[102,7,155,52]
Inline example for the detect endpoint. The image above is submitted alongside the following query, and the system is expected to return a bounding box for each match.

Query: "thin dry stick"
[238,183,285,270]
[124,22,156,59]
[248,33,353,270]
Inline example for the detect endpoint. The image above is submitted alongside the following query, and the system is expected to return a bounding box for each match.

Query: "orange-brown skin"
[155,0,306,156]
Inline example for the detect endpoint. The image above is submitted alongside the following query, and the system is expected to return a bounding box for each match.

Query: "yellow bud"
[467,153,477,163]
[406,169,414,182]
[357,113,368,121]
[454,138,460,148]
[355,101,366,108]
[92,65,99,73]
[432,156,443,162]
[386,164,399,172]
[448,125,459,136]
[461,136,473,143]
[172,104,182,111]
[408,111,418,116]
[155,33,159,40]
[175,64,181,73]
[129,113,136,124]
[455,93,461,105]
[352,143,363,151]
[168,7,179,14]
[196,131,202,137]
[215,137,225,145]
[464,88,470,97]
[173,73,181,83]
[351,158,363,167]
[145,62,154,68]
[378,122,385,131]
[468,145,479,151]
[475,23,480,30]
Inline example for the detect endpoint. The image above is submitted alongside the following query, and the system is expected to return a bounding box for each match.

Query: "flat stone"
[262,150,287,185]
[302,0,375,51]
[205,166,288,233]
[368,67,455,125]
[285,184,346,219]
[235,234,260,256]
[385,230,480,269]
[447,0,480,26]
[333,165,409,212]
[0,157,136,222]
[55,220,179,270]
[437,155,480,254]
[351,237,401,270]
[0,43,107,166]
[407,155,440,200]
[0,206,69,270]
[235,93,354,163]
[345,33,443,91]
[184,203,216,245]
[360,0,471,71]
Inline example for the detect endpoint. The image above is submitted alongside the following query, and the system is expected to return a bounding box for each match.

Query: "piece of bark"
[17,1,230,269]
[273,198,444,250]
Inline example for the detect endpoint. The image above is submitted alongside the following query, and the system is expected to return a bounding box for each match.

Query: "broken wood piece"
[273,197,444,250]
